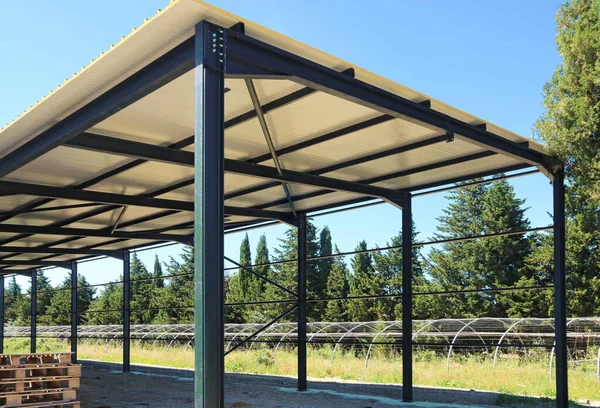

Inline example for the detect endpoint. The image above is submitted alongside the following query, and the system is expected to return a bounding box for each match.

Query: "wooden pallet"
[0,365,81,380]
[0,376,80,393]
[0,354,72,367]
[0,388,76,406]
[1,401,79,408]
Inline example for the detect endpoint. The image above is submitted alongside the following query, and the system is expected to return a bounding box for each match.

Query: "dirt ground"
[78,362,592,408]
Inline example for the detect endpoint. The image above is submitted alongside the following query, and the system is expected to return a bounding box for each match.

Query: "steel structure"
[0,1,566,407]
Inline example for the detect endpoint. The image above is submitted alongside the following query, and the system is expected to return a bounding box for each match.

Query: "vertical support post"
[123,250,131,373]
[297,213,307,392]
[30,270,37,354]
[553,169,568,407]
[194,20,225,408]
[71,261,78,363]
[0,276,4,354]
[402,193,413,402]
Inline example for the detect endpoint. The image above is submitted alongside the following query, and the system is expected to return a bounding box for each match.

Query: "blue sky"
[0,0,562,289]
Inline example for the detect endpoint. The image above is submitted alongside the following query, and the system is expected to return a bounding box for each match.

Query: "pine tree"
[87,280,123,325]
[249,234,272,322]
[225,234,252,323]
[426,180,533,318]
[372,226,437,320]
[45,274,95,325]
[153,255,164,289]
[535,0,600,316]
[317,227,333,311]
[348,240,383,321]
[323,246,349,322]
[130,253,155,324]
[36,270,56,325]
[153,247,194,324]
[5,276,23,324]
[265,222,320,321]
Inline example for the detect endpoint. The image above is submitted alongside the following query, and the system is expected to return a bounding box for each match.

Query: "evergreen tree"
[153,247,194,324]
[348,240,383,321]
[225,234,252,323]
[130,253,155,324]
[36,270,55,325]
[265,222,320,321]
[317,227,333,312]
[426,180,532,318]
[87,280,123,325]
[535,0,600,316]
[323,246,349,322]
[372,227,440,320]
[46,274,95,325]
[250,234,272,322]
[153,255,164,289]
[5,276,23,324]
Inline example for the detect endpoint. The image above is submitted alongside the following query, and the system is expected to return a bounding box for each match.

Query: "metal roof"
[0,0,555,272]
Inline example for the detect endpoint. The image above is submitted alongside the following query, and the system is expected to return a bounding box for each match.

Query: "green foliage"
[348,240,383,321]
[45,274,95,325]
[426,180,537,318]
[536,0,600,317]
[323,247,349,322]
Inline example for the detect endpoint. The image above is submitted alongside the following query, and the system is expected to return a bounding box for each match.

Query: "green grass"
[6,339,597,403]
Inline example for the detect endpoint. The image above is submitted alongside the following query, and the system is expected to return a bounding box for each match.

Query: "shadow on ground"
[79,361,593,408]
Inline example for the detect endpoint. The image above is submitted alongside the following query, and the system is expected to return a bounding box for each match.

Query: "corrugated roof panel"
[373,155,526,190]
[319,140,486,182]
[90,71,195,146]
[262,91,380,152]
[88,161,194,196]
[4,147,130,187]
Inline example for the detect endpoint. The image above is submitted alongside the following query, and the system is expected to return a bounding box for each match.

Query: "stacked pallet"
[0,352,80,408]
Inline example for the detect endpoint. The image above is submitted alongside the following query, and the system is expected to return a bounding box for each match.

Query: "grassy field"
[5,339,598,402]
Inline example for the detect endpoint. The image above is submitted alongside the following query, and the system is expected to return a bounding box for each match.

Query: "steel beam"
[553,169,568,407]
[402,192,413,402]
[71,261,78,363]
[123,250,131,373]
[64,133,405,205]
[0,36,194,179]
[223,27,552,170]
[0,276,4,353]
[226,133,448,201]
[225,159,405,204]
[30,270,37,353]
[0,180,193,211]
[297,213,307,391]
[0,223,191,244]
[194,21,225,408]
[0,246,124,258]
[0,260,70,268]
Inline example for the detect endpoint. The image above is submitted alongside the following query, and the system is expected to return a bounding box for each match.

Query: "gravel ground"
[78,362,594,408]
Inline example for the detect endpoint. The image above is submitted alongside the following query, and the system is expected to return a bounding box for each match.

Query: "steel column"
[553,169,568,407]
[297,213,307,391]
[402,192,413,402]
[0,276,4,353]
[30,270,37,353]
[71,261,78,363]
[194,21,225,408]
[123,250,131,373]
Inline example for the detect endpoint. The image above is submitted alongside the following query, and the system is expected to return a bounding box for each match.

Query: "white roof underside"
[0,0,548,269]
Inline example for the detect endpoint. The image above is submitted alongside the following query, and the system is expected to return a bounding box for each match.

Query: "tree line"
[2,177,557,326]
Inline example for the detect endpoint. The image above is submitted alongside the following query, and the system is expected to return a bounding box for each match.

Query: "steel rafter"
[222,25,554,174]
[64,133,406,206]
[0,223,191,244]
[0,37,195,179]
